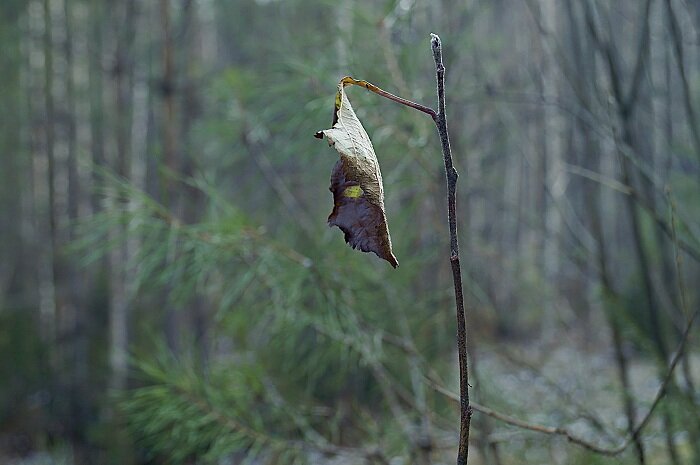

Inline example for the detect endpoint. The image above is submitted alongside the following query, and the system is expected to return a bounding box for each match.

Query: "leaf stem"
[340,76,437,119]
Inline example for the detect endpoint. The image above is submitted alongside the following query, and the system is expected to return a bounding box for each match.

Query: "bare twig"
[429,381,622,454]
[498,349,617,440]
[429,301,700,456]
[430,33,472,465]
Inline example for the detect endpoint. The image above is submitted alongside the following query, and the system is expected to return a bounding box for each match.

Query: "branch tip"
[430,33,442,64]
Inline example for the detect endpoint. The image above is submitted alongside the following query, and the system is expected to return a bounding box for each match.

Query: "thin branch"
[498,349,617,440]
[563,156,700,263]
[339,76,437,119]
[667,189,689,319]
[430,32,472,465]
[565,163,632,195]
[430,383,621,454]
[429,301,700,456]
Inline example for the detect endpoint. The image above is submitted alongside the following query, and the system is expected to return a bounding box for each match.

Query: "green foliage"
[74,170,456,463]
[122,355,307,465]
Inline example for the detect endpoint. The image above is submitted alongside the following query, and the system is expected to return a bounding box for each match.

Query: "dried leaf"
[315,78,398,268]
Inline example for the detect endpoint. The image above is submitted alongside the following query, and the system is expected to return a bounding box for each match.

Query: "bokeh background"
[1,0,700,464]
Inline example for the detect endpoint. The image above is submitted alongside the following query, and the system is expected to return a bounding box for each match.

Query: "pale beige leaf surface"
[317,80,398,268]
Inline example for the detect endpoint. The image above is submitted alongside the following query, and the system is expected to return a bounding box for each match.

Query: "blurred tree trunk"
[62,0,88,459]
[584,3,694,463]
[85,4,108,458]
[540,0,564,333]
[65,0,78,232]
[109,0,136,395]
[25,0,43,326]
[160,0,181,353]
[664,0,700,169]
[665,4,700,460]
[42,0,57,351]
[567,2,647,461]
[603,4,672,367]
[89,0,105,212]
[0,4,26,308]
[161,0,176,185]
[179,0,210,362]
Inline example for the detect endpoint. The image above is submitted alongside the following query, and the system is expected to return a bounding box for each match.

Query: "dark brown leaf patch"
[328,160,398,268]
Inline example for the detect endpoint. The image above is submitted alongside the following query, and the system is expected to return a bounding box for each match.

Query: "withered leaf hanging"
[314,78,398,268]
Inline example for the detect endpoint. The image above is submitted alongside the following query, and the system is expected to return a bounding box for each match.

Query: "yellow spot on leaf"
[343,185,363,198]
[335,92,342,112]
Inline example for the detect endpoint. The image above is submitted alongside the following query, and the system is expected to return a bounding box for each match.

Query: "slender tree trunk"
[109,0,136,395]
[591,4,689,463]
[178,0,210,363]
[574,4,647,462]
[160,0,176,190]
[0,0,30,320]
[159,0,181,353]
[62,0,88,460]
[540,0,563,308]
[89,0,105,212]
[65,0,78,228]
[42,0,58,349]
[586,111,647,465]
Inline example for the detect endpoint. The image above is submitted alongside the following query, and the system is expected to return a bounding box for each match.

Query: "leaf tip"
[388,255,399,269]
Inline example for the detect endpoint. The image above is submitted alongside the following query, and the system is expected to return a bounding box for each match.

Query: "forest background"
[1,0,700,464]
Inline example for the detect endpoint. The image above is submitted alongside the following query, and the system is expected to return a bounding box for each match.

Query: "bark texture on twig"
[430,33,472,465]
